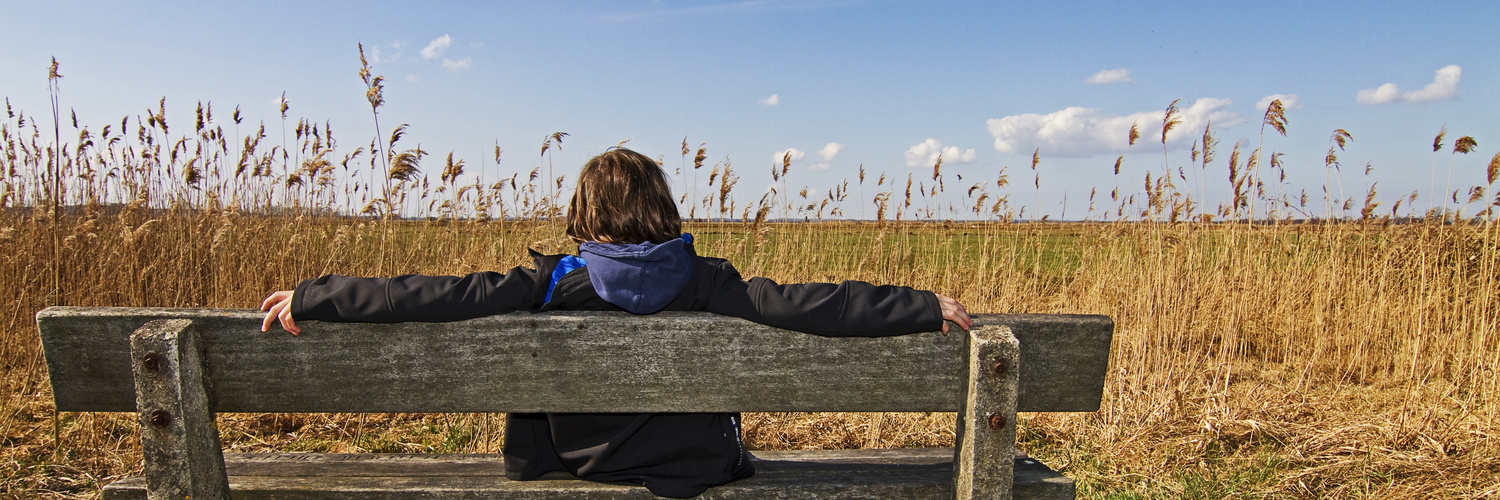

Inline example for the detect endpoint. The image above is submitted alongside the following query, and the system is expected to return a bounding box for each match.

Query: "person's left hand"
[260,290,300,335]
[935,293,972,335]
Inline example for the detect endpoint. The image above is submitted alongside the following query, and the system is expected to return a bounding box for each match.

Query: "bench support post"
[130,319,230,500]
[954,325,1019,499]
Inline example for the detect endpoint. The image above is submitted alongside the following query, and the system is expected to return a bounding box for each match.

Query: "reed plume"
[1248,99,1289,220]
[441,151,464,185]
[1161,100,1182,145]
[1429,125,1447,215]
[1487,152,1499,186]
[1262,99,1287,137]
[1323,129,1353,218]
[1441,135,1479,217]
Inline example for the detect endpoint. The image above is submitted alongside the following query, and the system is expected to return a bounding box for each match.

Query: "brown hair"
[567,148,681,244]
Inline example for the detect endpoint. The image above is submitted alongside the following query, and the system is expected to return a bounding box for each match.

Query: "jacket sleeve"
[701,260,943,337]
[291,266,540,323]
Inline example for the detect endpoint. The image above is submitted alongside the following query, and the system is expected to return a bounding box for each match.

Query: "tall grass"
[1,59,1498,498]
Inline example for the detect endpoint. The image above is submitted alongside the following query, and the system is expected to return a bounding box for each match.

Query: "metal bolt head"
[991,360,1006,376]
[142,352,161,372]
[530,321,538,327]
[987,413,1006,430]
[149,410,172,428]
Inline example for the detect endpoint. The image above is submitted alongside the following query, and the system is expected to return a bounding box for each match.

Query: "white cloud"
[1257,93,1300,111]
[1085,68,1135,85]
[406,74,420,82]
[806,142,845,171]
[367,42,404,65]
[441,57,472,72]
[986,98,1245,158]
[1404,65,1461,102]
[1358,65,1462,105]
[1357,83,1400,105]
[905,139,977,168]
[817,142,846,161]
[422,34,453,60]
[773,147,805,166]
[759,94,780,106]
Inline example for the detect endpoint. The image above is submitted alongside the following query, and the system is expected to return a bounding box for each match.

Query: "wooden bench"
[38,306,1112,499]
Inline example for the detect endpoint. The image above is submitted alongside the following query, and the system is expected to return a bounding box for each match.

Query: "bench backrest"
[38,306,1112,414]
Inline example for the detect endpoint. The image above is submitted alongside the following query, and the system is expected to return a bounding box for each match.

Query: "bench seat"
[102,449,1074,499]
[39,307,1112,499]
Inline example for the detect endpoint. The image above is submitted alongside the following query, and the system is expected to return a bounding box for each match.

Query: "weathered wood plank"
[954,325,1019,499]
[998,314,1113,412]
[129,319,230,499]
[39,307,1111,413]
[102,449,1075,500]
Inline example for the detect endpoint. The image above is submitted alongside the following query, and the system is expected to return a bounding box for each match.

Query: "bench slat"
[100,450,1076,500]
[38,307,1111,413]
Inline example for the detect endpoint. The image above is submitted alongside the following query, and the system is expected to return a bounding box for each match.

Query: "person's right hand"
[935,293,972,335]
[260,290,301,335]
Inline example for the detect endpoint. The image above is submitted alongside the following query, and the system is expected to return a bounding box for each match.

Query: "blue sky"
[2,0,1496,219]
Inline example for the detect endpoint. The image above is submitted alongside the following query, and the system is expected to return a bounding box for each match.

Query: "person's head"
[567,148,681,244]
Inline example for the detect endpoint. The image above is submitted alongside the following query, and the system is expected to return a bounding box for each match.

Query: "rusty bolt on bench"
[992,360,1006,376]
[141,352,161,372]
[987,413,1006,430]
[149,410,172,428]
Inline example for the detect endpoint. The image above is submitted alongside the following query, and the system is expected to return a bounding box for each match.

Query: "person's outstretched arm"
[702,261,970,337]
[260,267,541,334]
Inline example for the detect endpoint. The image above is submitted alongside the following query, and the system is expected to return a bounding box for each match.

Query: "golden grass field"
[1,214,1496,499]
[3,57,1500,498]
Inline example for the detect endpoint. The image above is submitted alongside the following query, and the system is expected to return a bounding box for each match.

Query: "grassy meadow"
[3,61,1500,498]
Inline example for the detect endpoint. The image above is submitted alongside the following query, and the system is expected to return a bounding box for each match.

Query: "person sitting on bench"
[258,147,972,498]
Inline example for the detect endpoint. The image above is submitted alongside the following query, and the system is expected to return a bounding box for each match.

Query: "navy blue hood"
[578,237,693,314]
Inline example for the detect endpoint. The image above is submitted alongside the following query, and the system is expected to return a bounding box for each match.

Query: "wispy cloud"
[1358,65,1461,105]
[807,142,846,171]
[1257,94,1300,111]
[422,34,453,60]
[986,98,1245,157]
[817,143,846,161]
[905,139,976,168]
[1404,65,1462,102]
[441,57,472,72]
[367,42,404,65]
[601,0,864,21]
[773,147,805,166]
[759,94,780,106]
[1358,84,1400,105]
[1085,68,1134,85]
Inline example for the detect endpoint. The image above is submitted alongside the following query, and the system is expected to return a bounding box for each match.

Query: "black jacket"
[291,245,943,497]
